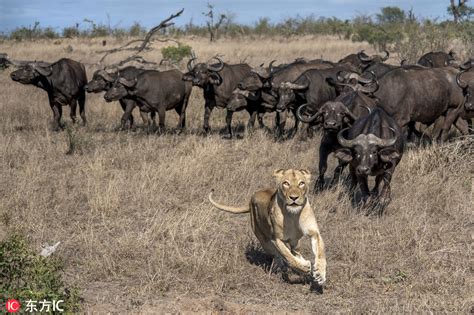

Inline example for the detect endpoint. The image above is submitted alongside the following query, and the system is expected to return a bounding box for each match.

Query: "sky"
[0,0,451,33]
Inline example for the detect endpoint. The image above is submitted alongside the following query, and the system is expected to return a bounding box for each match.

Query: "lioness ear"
[272,169,285,180]
[299,169,312,182]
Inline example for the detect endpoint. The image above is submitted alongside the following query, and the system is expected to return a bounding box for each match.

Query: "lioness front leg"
[271,239,311,275]
[309,229,327,285]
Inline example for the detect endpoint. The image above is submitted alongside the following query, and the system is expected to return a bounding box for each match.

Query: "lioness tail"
[208,191,250,214]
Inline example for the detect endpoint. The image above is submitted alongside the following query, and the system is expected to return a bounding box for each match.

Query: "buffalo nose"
[357,166,370,174]
[326,121,336,127]
[290,196,298,201]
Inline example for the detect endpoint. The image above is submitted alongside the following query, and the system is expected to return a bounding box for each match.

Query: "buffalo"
[85,66,156,129]
[361,66,465,142]
[183,56,251,138]
[297,84,377,191]
[104,69,192,132]
[338,50,389,72]
[226,88,267,130]
[336,108,404,212]
[417,50,458,68]
[10,58,87,131]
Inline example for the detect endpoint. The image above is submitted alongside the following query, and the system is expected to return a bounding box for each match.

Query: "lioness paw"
[311,264,326,285]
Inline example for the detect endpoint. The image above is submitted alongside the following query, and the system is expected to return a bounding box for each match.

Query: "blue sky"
[0,0,451,33]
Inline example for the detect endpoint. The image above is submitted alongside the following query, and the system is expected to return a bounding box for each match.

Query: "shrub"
[0,234,81,312]
[161,44,192,64]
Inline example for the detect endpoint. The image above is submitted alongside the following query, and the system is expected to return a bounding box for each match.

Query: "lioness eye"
[299,182,305,187]
[283,181,290,187]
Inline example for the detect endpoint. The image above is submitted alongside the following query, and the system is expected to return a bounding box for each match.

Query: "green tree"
[376,6,406,24]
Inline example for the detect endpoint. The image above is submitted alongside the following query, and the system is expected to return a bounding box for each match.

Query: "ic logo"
[6,299,21,313]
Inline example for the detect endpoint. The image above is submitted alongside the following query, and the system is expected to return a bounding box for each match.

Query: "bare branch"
[98,8,184,63]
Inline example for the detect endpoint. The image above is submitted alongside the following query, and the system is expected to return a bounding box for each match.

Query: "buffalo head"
[336,128,399,176]
[456,64,473,111]
[297,102,357,131]
[85,69,117,93]
[104,77,136,102]
[10,62,52,84]
[183,56,224,87]
[276,81,308,112]
[238,72,264,91]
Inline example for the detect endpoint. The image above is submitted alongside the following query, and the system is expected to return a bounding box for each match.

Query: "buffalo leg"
[120,100,136,130]
[139,110,151,131]
[357,175,370,206]
[257,112,265,128]
[203,102,215,134]
[287,109,299,139]
[247,110,257,131]
[175,107,186,133]
[439,108,461,142]
[223,110,233,139]
[52,104,63,131]
[150,111,157,128]
[157,106,166,132]
[315,143,330,192]
[119,100,134,128]
[69,99,77,124]
[78,91,86,126]
[276,111,287,140]
[330,161,347,187]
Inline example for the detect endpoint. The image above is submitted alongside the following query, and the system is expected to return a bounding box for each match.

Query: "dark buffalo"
[336,108,404,212]
[362,62,399,79]
[183,57,251,138]
[369,66,465,142]
[226,88,267,130]
[104,69,192,132]
[10,58,87,130]
[433,61,474,136]
[85,66,156,129]
[297,85,377,191]
[417,50,458,68]
[338,50,389,72]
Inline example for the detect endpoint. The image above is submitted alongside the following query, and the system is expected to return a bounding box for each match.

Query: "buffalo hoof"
[222,134,233,140]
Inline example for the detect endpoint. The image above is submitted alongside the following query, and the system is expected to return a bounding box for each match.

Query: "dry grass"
[0,36,472,313]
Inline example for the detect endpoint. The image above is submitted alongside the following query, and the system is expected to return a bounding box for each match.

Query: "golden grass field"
[0,36,472,313]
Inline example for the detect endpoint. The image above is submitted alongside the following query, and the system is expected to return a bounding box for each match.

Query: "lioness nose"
[289,196,298,201]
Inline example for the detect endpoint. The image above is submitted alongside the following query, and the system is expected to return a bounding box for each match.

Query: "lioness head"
[273,169,311,214]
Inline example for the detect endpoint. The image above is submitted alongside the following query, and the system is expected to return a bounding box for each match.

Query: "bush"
[0,234,81,312]
[62,26,80,38]
[161,44,192,64]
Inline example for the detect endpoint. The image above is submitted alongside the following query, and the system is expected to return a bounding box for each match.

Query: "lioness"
[209,168,326,286]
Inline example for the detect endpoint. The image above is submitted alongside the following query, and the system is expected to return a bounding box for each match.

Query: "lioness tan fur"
[209,168,327,285]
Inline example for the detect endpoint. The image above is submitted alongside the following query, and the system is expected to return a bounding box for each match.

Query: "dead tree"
[97,9,184,67]
[202,3,227,42]
[450,0,468,23]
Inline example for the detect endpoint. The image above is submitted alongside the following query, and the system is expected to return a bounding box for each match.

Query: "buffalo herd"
[1,49,472,213]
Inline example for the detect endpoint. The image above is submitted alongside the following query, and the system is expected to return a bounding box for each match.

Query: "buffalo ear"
[299,169,312,182]
[378,148,400,162]
[35,65,52,76]
[335,149,353,163]
[209,72,222,85]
